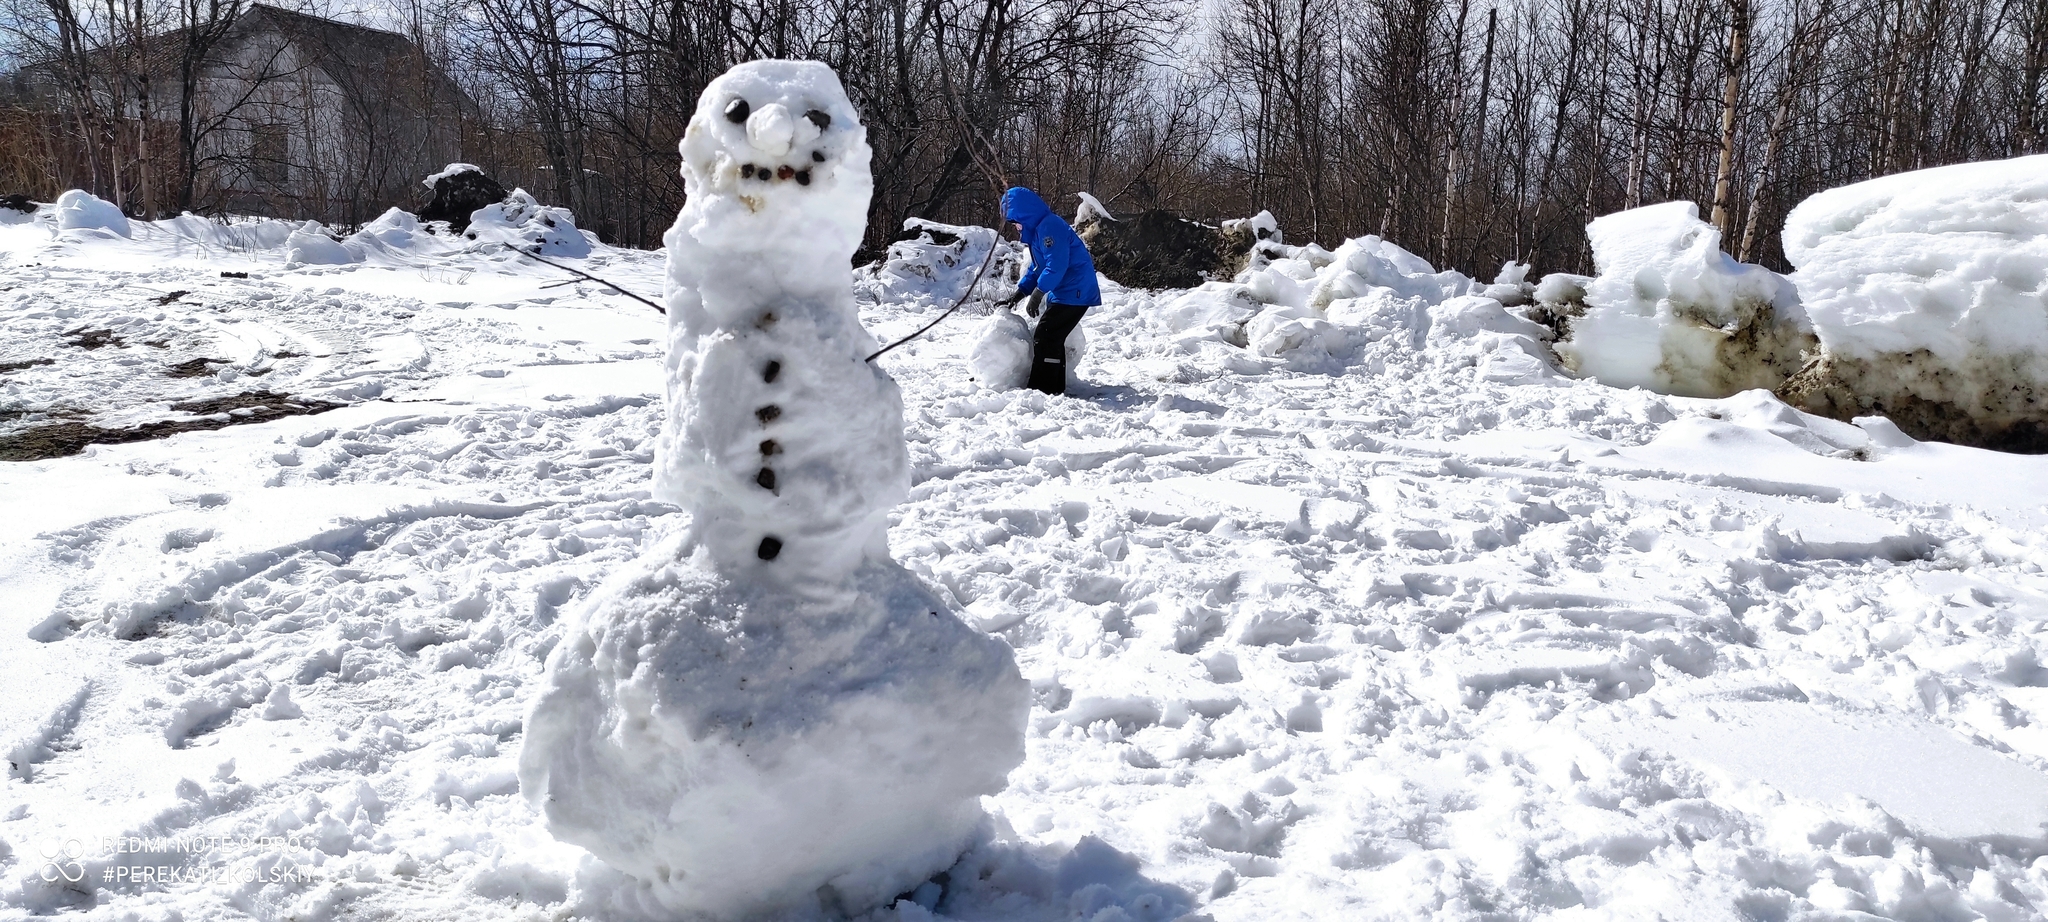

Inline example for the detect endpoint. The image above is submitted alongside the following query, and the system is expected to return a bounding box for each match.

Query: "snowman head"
[677,60,871,259]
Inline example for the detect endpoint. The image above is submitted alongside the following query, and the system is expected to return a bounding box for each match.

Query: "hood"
[1001,187,1052,230]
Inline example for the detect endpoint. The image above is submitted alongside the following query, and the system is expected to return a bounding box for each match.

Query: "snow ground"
[1,210,2046,922]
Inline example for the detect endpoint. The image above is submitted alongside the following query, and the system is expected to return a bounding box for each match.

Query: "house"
[5,4,478,225]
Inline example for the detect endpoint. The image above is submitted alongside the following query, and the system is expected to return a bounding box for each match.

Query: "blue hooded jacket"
[1002,187,1101,307]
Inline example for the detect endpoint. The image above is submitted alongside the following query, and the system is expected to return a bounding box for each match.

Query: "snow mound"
[1220,209,1281,245]
[464,188,592,258]
[1552,200,1813,398]
[283,209,444,267]
[1778,153,2048,451]
[519,537,1027,919]
[54,189,130,237]
[284,221,354,266]
[1307,234,1481,309]
[0,194,35,225]
[1074,191,1114,224]
[856,219,1021,312]
[1160,229,1554,381]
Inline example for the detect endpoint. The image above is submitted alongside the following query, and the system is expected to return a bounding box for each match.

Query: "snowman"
[518,60,1028,919]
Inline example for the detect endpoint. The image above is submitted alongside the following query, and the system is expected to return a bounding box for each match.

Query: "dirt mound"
[419,167,509,232]
[1075,209,1261,290]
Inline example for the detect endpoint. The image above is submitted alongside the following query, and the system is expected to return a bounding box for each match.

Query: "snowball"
[464,189,591,258]
[1533,272,1590,305]
[520,542,1026,919]
[1777,154,2048,449]
[967,308,1087,391]
[1553,200,1812,398]
[54,190,130,237]
[970,310,1034,389]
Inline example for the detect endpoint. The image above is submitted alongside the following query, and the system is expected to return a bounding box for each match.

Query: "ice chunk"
[1554,200,1812,398]
[1778,154,2048,450]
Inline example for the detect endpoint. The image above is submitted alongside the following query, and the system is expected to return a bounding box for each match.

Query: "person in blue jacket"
[1000,186,1100,396]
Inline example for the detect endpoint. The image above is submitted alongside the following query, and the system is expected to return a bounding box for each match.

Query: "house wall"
[188,22,466,226]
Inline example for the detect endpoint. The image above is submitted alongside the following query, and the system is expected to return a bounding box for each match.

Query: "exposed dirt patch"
[1778,351,2048,454]
[65,328,125,350]
[1654,298,1818,397]
[0,358,54,374]
[0,391,346,462]
[165,358,227,378]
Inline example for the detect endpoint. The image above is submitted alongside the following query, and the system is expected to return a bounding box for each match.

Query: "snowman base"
[520,528,1027,920]
[969,308,1087,391]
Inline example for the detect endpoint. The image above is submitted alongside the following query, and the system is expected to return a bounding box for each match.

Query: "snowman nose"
[746,104,796,157]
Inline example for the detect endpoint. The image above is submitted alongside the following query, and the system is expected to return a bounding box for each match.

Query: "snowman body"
[519,61,1027,920]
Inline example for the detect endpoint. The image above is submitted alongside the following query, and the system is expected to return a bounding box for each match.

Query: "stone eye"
[805,109,830,131]
[725,98,750,123]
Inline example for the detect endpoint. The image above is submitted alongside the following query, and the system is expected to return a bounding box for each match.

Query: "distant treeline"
[4,0,2044,277]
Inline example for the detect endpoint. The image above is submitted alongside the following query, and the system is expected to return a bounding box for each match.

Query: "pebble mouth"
[733,157,826,186]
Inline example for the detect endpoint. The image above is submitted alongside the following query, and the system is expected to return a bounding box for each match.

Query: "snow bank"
[1552,200,1812,398]
[1778,153,2048,450]
[524,60,1028,919]
[463,188,591,258]
[282,210,446,267]
[54,189,130,237]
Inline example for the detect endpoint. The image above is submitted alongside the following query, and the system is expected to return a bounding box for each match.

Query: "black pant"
[1029,302,1088,395]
